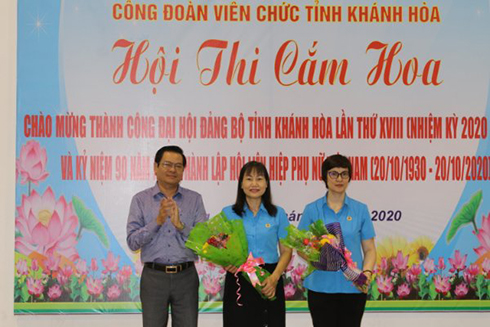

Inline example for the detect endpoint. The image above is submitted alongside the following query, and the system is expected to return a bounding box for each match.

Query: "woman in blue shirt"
[298,154,376,327]
[222,161,292,327]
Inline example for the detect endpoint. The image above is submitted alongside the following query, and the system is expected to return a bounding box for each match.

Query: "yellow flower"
[376,236,410,264]
[320,238,330,246]
[408,236,434,266]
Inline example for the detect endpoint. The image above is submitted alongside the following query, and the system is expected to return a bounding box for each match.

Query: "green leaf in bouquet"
[446,190,482,242]
[309,219,328,237]
[72,196,109,248]
[281,225,320,262]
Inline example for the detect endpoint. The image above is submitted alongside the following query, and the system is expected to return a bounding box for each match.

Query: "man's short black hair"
[154,145,187,167]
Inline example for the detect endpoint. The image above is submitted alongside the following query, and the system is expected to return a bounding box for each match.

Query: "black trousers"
[307,290,367,327]
[223,263,285,327]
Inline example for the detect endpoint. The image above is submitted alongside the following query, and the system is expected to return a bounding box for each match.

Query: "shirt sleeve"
[276,207,290,240]
[360,203,376,240]
[298,203,314,231]
[126,195,161,251]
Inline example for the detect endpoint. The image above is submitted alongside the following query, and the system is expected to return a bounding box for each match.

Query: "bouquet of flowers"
[282,220,367,290]
[186,212,275,300]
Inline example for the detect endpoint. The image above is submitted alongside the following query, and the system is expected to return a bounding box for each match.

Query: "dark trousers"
[223,263,286,327]
[307,290,367,327]
[140,265,199,327]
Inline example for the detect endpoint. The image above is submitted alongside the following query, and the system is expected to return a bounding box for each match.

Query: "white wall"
[1,0,489,326]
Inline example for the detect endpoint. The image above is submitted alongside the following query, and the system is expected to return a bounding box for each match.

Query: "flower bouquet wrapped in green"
[186,212,274,301]
[185,211,248,267]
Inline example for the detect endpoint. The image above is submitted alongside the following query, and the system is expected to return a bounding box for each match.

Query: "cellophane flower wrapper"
[281,225,320,262]
[284,220,367,288]
[185,211,248,267]
[313,222,367,288]
[240,264,276,301]
[186,212,276,301]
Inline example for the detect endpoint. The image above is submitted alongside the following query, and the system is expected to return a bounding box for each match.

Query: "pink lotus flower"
[58,265,74,285]
[217,266,226,275]
[102,251,120,274]
[455,283,469,298]
[86,276,103,297]
[463,264,479,284]
[482,258,490,275]
[474,213,490,256]
[202,276,221,297]
[448,250,467,273]
[406,264,422,283]
[48,284,62,300]
[16,259,29,276]
[376,275,394,295]
[437,257,446,270]
[195,261,207,276]
[291,264,307,285]
[17,140,49,185]
[15,187,79,261]
[90,258,98,272]
[116,265,132,285]
[75,259,88,277]
[107,284,122,300]
[391,251,409,273]
[433,275,451,295]
[396,283,411,298]
[27,277,44,297]
[31,258,39,272]
[284,283,296,299]
[43,252,61,273]
[293,263,307,277]
[423,258,437,274]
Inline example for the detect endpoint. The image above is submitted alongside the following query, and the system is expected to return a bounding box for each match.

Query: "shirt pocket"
[261,216,279,239]
[341,213,362,243]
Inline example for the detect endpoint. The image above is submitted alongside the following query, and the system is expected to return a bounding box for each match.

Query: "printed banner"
[15,0,490,313]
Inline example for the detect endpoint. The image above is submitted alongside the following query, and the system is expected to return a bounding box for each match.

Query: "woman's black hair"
[232,161,278,217]
[321,154,352,188]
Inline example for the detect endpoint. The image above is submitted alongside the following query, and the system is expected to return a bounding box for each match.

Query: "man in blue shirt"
[127,145,207,327]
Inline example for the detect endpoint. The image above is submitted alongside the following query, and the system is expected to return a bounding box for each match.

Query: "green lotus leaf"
[428,282,438,300]
[72,196,109,248]
[80,283,90,302]
[446,190,482,242]
[370,283,380,300]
